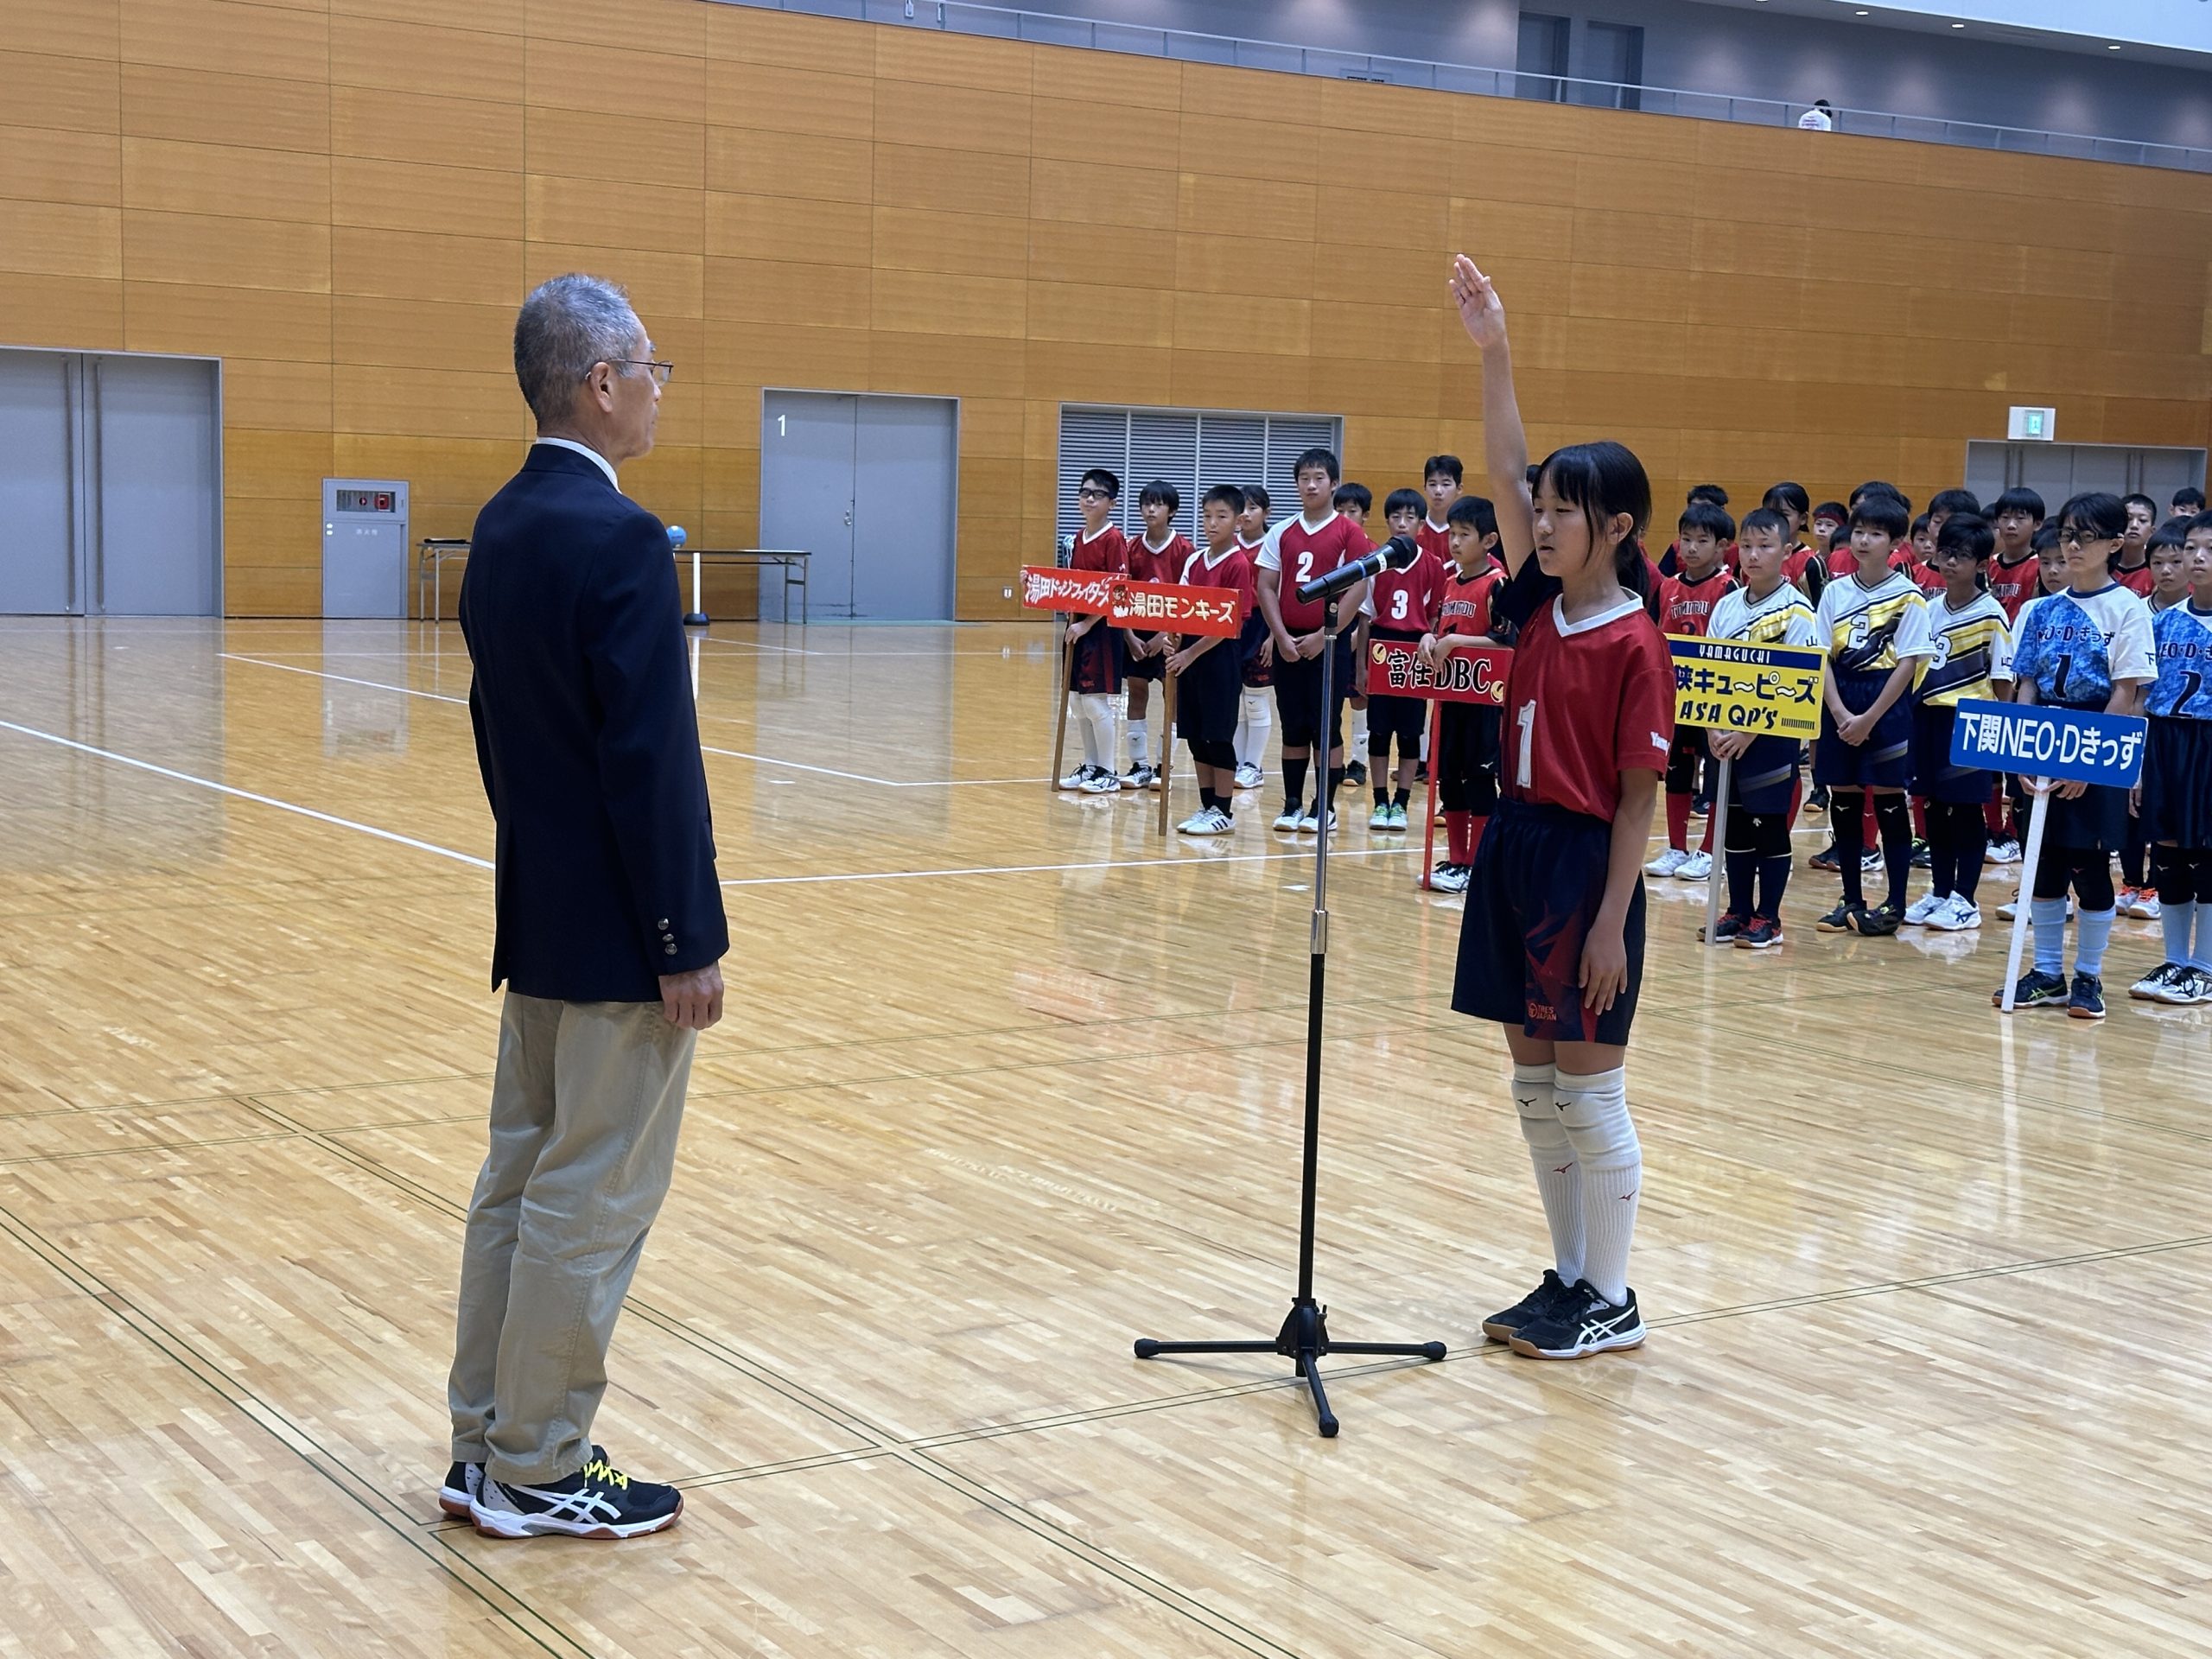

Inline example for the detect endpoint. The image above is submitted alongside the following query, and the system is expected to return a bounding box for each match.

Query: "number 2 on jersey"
[1516,699,1535,788]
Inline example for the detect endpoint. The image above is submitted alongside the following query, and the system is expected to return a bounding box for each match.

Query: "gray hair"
[513,273,642,425]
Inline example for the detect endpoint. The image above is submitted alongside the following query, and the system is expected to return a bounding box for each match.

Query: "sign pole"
[1705,755,1732,948]
[1049,628,1075,793]
[1999,783,2050,1014]
[1420,700,1442,890]
[1158,670,1175,838]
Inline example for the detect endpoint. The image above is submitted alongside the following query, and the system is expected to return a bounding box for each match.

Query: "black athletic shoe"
[470,1451,683,1540]
[1699,912,1745,944]
[1910,838,1932,869]
[1815,900,1859,933]
[1808,844,1841,873]
[1735,916,1784,950]
[1413,761,1429,784]
[1507,1281,1646,1360]
[439,1460,482,1519]
[1848,900,1902,937]
[1480,1268,1578,1343]
[1807,785,1829,813]
[1345,760,1369,788]
[1995,969,2069,1009]
[2067,972,2107,1021]
[1690,792,1712,817]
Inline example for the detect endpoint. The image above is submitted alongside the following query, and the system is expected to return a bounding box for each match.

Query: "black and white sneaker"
[1481,1268,1578,1343]
[470,1451,683,1540]
[1507,1281,1645,1360]
[439,1460,482,1519]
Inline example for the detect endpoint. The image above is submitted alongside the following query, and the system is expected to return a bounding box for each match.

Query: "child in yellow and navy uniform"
[1904,513,2012,931]
[1811,493,1933,934]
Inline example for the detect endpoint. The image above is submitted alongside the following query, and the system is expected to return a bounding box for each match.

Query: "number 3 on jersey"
[1388,588,1411,623]
[1515,698,1535,788]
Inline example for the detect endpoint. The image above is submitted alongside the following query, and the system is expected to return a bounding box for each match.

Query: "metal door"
[92,354,221,614]
[760,391,859,618]
[849,396,957,620]
[0,352,77,613]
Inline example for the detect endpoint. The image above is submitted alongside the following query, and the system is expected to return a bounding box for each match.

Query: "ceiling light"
[1951,21,1966,27]
[2107,42,2120,48]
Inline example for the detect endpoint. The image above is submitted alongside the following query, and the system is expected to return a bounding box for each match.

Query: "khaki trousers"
[448,991,695,1484]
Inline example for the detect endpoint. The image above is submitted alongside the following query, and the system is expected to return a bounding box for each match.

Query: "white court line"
[0,718,493,870]
[721,845,1416,887]
[222,652,1036,789]
[221,653,469,705]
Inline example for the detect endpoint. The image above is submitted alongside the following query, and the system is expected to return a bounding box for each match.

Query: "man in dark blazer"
[444,273,727,1541]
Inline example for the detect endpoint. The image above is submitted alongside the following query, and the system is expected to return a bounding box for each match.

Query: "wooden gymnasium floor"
[3,613,2210,1659]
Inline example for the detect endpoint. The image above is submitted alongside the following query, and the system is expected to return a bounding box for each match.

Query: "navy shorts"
[1728,734,1801,816]
[2143,715,2212,849]
[1120,631,1165,683]
[1364,628,1427,748]
[1436,701,1501,814]
[1813,668,1910,790]
[1238,612,1274,689]
[1272,633,1354,750]
[1070,622,1121,696]
[1453,797,1645,1045]
[1911,702,1993,804]
[1176,638,1242,745]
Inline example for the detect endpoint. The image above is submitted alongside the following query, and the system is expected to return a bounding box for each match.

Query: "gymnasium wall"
[3,0,2208,620]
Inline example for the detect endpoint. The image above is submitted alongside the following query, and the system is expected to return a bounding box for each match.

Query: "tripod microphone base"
[1135,1297,1446,1439]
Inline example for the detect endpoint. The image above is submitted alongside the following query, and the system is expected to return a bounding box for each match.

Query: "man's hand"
[1297,629,1328,660]
[1450,253,1508,351]
[1708,729,1751,760]
[1166,645,1197,676]
[659,963,724,1030]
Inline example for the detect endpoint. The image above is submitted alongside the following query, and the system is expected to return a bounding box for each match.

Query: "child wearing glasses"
[1056,467,1128,795]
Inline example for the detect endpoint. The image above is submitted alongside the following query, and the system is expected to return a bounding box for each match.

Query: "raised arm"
[1450,254,1535,576]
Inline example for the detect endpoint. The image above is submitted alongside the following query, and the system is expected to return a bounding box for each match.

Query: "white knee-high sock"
[1554,1067,1640,1305]
[1234,697,1252,766]
[1078,693,1114,769]
[1513,1062,1583,1285]
[1350,705,1369,755]
[1128,705,1152,768]
[1239,690,1272,769]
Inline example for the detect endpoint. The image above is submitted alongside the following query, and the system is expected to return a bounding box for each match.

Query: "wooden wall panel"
[3,0,2206,620]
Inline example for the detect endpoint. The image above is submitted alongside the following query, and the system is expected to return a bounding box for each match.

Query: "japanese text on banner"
[1948,698,2148,788]
[1363,639,1512,704]
[1109,580,1243,638]
[1666,636,1826,740]
[1019,565,1115,614]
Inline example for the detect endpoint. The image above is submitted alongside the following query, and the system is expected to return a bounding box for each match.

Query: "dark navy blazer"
[460,444,728,1003]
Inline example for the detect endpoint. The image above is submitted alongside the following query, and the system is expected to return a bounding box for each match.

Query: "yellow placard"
[1666,635,1827,740]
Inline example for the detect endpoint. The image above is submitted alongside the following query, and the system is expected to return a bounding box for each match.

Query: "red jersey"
[1416,518,1452,569]
[2114,561,2156,600]
[1502,591,1674,822]
[1368,549,1446,636]
[1827,546,1916,578]
[1176,543,1255,638]
[1653,568,1732,638]
[1435,563,1504,640]
[1912,560,1948,595]
[1264,512,1375,632]
[1986,553,2041,620]
[1126,531,1191,587]
[1070,524,1127,574]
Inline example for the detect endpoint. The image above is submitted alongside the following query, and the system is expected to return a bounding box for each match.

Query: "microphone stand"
[1135,591,1446,1437]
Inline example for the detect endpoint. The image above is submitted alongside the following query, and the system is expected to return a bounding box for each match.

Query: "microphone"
[1294,535,1419,606]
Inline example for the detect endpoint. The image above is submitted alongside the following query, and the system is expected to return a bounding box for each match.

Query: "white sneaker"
[1987,839,2021,865]
[1997,899,2019,921]
[2133,891,2163,920]
[1177,807,1231,836]
[1234,762,1263,791]
[2168,966,2212,1005]
[1429,862,1471,893]
[1644,848,1688,878]
[1272,804,1302,832]
[1080,768,1120,794]
[1861,849,1885,871]
[1296,807,1332,835]
[2133,962,2184,1001]
[1370,802,1395,830]
[1903,893,1946,925]
[1942,897,1981,931]
[1057,764,1093,791]
[1675,850,1713,880]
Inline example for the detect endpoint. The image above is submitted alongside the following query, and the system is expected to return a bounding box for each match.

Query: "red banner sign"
[1020,568,1243,637]
[1363,639,1513,703]
[1020,565,1114,613]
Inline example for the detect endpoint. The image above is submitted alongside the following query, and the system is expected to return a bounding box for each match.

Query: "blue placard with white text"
[1948,698,2148,788]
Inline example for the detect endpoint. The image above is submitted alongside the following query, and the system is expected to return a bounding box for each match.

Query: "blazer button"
[658,918,670,928]
[664,944,677,955]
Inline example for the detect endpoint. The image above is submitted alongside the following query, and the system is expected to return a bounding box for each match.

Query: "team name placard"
[1667,636,1826,739]
[1019,567,1243,635]
[1947,698,2148,787]
[1363,639,1512,703]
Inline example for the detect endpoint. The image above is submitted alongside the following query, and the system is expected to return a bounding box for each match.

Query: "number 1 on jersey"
[1516,698,1535,788]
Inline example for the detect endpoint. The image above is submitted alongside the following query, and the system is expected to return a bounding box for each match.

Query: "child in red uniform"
[1418,495,1506,891]
[1416,457,1463,783]
[1057,467,1128,794]
[1170,484,1258,837]
[1256,448,1374,834]
[1121,480,1194,791]
[1364,488,1444,830]
[1232,485,1275,791]
[1812,501,1849,569]
[2114,494,2159,597]
[1335,482,1375,788]
[1986,488,2046,621]
[1449,252,1669,1362]
[1646,499,1735,881]
[1761,481,1827,601]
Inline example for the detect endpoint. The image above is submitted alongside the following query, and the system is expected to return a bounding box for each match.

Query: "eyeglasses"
[2057,525,2111,547]
[606,359,675,385]
[1078,487,1111,500]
